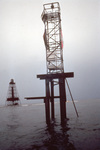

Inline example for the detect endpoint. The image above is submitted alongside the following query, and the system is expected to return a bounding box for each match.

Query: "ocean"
[0,99,100,150]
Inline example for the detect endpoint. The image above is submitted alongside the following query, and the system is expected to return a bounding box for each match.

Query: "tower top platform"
[41,2,60,23]
[9,79,15,84]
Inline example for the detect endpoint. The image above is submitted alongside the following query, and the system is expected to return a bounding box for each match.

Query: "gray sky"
[0,0,100,105]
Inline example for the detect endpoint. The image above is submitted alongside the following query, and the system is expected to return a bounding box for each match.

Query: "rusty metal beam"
[37,72,74,80]
[25,96,60,100]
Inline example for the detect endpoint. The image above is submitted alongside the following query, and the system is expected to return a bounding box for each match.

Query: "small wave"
[21,103,44,107]
[93,128,100,131]
[21,104,29,107]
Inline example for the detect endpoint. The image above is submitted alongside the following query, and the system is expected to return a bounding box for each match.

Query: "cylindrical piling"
[51,80,55,120]
[45,79,50,125]
[59,78,67,124]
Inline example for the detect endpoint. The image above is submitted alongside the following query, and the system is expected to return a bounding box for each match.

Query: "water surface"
[0,100,100,150]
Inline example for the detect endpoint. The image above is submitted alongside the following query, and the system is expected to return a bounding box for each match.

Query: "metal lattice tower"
[41,2,64,74]
[6,79,20,106]
[25,2,77,125]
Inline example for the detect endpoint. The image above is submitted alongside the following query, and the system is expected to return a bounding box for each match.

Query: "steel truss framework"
[25,2,77,125]
[41,2,64,74]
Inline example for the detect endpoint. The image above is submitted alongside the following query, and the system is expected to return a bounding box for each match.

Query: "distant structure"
[25,2,78,125]
[6,79,20,106]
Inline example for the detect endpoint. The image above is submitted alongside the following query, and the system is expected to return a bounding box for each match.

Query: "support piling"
[51,80,55,120]
[45,79,50,125]
[59,78,67,124]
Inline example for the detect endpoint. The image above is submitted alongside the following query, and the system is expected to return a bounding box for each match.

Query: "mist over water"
[0,99,100,150]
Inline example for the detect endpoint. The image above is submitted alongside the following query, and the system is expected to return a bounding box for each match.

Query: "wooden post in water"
[59,78,66,124]
[50,80,55,120]
[45,79,50,125]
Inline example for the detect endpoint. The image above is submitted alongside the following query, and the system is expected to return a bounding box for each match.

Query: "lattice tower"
[6,79,20,106]
[41,2,64,74]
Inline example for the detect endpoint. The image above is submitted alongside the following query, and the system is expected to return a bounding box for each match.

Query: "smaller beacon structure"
[6,79,20,106]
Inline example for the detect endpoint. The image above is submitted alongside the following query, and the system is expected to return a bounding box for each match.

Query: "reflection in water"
[30,120,76,150]
[0,101,100,150]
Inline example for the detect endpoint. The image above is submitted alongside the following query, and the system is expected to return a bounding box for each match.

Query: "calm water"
[0,100,100,150]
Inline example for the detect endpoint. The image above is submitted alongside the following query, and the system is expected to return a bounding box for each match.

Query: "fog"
[0,0,100,105]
